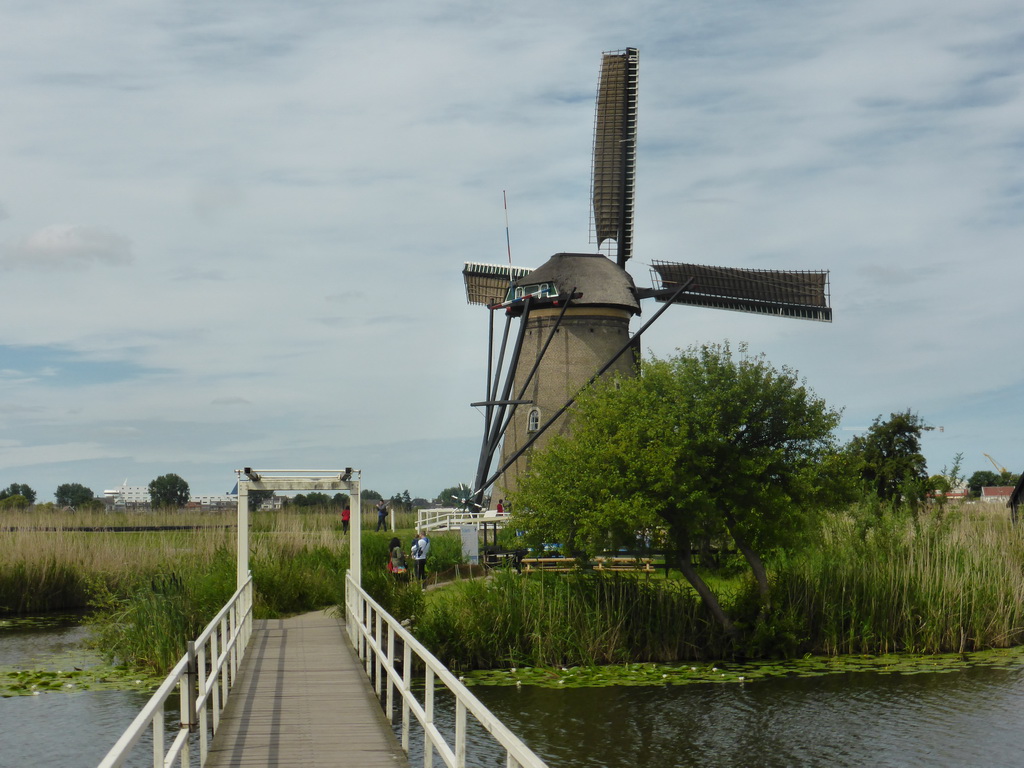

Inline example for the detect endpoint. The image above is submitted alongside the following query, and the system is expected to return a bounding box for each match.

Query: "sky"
[2,0,1023,502]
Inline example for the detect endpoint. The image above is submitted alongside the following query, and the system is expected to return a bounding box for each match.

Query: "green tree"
[388,490,413,513]
[847,410,929,503]
[55,482,95,508]
[361,489,383,501]
[968,470,1001,497]
[288,492,339,508]
[511,343,844,636]
[248,489,275,509]
[1,483,37,504]
[967,469,1020,497]
[148,474,190,509]
[0,494,29,509]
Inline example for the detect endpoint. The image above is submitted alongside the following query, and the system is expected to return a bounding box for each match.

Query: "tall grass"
[414,570,732,669]
[775,505,1024,654]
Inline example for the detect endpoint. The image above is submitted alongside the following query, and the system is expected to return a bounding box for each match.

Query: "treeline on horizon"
[0,480,484,514]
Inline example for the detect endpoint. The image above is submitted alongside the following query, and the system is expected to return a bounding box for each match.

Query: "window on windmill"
[508,281,557,302]
[528,409,540,432]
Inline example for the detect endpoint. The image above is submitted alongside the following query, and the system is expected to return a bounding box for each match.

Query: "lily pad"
[458,646,1024,689]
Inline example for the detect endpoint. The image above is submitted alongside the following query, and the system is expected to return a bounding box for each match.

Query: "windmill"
[463,48,832,508]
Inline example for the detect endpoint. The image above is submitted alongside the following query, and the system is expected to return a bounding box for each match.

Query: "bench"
[593,556,655,573]
[521,557,580,573]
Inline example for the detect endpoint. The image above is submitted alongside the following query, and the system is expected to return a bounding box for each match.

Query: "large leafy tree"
[511,343,844,636]
[148,473,190,509]
[847,410,929,502]
[1,483,37,504]
[248,489,276,509]
[967,469,1019,496]
[55,482,96,508]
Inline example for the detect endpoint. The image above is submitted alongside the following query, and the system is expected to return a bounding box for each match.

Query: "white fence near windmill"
[416,507,512,532]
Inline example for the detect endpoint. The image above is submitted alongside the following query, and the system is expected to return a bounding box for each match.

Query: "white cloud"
[1,225,133,270]
[0,0,1022,497]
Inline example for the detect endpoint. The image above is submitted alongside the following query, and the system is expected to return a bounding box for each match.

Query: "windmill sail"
[592,48,639,269]
[648,261,832,322]
[463,262,534,306]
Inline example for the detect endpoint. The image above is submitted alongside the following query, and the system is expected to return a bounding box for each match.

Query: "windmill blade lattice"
[591,48,639,268]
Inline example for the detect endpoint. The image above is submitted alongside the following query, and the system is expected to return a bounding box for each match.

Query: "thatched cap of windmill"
[502,252,640,317]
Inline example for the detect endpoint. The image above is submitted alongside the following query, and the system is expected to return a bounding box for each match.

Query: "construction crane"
[983,453,1009,475]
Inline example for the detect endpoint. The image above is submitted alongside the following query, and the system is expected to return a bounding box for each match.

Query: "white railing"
[345,573,547,768]
[97,574,254,768]
[416,507,511,532]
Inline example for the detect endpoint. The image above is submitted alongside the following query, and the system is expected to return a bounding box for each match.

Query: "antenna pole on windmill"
[503,190,513,281]
[503,189,516,290]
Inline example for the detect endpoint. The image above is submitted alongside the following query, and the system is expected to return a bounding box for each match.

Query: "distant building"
[103,482,237,510]
[103,484,152,508]
[980,486,1014,502]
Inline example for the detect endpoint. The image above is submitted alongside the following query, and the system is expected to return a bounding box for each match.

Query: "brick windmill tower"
[463,48,831,506]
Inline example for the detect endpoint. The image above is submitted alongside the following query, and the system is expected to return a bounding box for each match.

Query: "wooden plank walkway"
[205,610,409,768]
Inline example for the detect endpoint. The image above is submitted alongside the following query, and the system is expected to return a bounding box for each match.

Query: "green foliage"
[360,489,383,501]
[846,410,929,503]
[361,531,464,579]
[251,546,347,617]
[1,483,36,504]
[414,571,732,669]
[968,470,1002,496]
[54,482,95,508]
[773,506,1024,654]
[967,469,1019,496]
[148,473,190,509]
[510,343,844,632]
[0,558,88,613]
[389,490,414,513]
[248,489,275,509]
[88,567,232,674]
[0,495,30,510]
[288,492,334,508]
[514,344,843,552]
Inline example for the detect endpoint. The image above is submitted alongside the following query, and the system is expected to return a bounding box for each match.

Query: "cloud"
[1,225,133,270]
[211,396,252,406]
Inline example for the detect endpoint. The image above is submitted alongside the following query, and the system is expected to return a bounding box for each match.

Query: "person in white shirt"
[412,532,430,583]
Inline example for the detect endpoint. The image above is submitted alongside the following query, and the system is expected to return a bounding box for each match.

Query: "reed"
[774,506,1024,654]
[414,570,732,669]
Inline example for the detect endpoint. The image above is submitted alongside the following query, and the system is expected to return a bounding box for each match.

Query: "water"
[0,616,170,768]
[5,618,1024,767]
[401,664,1024,767]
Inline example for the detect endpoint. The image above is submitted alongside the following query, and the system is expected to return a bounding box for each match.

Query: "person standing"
[496,499,504,515]
[341,504,351,535]
[412,531,430,584]
[375,499,388,532]
[387,537,407,576]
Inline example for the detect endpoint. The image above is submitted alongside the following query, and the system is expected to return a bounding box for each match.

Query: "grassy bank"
[774,505,1024,654]
[7,503,1020,676]
[415,570,732,668]
[411,504,1024,669]
[0,508,459,674]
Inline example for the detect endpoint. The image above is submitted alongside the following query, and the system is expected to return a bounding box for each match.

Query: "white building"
[103,482,238,510]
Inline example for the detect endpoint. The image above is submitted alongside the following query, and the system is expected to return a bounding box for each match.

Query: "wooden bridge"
[99,468,546,768]
[205,610,407,768]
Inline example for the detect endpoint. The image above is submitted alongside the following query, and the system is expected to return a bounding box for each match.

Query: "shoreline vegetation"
[2,503,1022,682]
